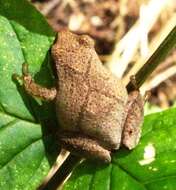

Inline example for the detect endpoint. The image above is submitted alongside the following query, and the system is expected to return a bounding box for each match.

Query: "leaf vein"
[0,119,19,132]
[7,20,37,122]
[0,111,39,125]
[116,163,148,190]
[0,138,41,171]
[144,174,176,185]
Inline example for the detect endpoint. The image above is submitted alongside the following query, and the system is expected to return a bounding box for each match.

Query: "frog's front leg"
[122,90,145,149]
[15,63,57,101]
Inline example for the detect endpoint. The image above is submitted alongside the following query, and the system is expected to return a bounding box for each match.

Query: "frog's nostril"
[129,129,133,135]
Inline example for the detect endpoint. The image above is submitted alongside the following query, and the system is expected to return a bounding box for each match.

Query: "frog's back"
[52,31,92,131]
[52,31,128,149]
[79,51,128,148]
[56,65,89,131]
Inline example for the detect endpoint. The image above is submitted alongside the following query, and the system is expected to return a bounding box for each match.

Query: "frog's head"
[56,30,94,49]
[51,30,95,74]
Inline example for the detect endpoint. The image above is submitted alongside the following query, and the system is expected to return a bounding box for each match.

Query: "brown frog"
[16,30,145,163]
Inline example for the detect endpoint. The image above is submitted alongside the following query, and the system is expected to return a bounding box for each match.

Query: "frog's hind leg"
[122,90,144,149]
[59,133,111,163]
[14,63,57,101]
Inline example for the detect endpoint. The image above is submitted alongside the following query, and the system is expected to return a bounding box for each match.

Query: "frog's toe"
[12,73,23,85]
[22,63,29,76]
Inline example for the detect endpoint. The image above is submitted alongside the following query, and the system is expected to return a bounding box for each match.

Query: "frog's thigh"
[80,91,124,148]
[22,64,56,101]
[122,91,144,149]
[59,134,111,162]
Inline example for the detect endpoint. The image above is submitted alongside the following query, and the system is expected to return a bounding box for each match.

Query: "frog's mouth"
[58,132,111,163]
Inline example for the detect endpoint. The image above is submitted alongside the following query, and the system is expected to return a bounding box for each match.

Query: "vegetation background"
[0,0,175,189]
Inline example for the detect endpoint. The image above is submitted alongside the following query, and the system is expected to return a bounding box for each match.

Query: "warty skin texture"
[17,30,144,162]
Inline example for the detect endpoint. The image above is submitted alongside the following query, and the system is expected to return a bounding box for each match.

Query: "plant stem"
[127,25,176,92]
[42,154,81,190]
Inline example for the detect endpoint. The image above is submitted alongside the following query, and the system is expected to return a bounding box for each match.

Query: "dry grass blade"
[105,0,174,78]
[141,65,176,93]
[38,149,70,190]
[124,13,176,85]
[127,25,176,92]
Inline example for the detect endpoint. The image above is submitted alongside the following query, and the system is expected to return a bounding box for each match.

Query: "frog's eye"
[78,35,95,48]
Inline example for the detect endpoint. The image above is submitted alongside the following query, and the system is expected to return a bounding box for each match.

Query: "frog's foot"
[59,133,111,163]
[14,63,57,101]
[122,90,144,149]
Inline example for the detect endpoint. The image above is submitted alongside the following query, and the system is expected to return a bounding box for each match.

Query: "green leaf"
[0,0,55,121]
[0,112,57,190]
[63,107,176,190]
[0,0,58,189]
